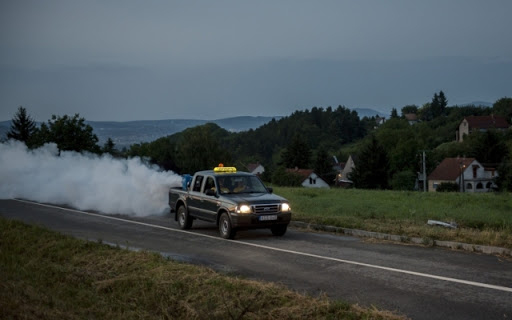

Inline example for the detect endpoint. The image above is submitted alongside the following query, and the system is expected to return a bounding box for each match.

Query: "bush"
[390,170,416,191]
[436,182,459,192]
[271,167,303,187]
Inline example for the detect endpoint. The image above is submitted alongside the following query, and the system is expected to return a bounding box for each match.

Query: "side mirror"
[266,187,273,194]
[205,189,216,197]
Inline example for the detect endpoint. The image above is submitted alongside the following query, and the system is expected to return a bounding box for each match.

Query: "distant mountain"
[352,108,389,119]
[0,116,280,148]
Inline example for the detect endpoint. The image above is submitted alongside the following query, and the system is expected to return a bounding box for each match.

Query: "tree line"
[4,94,512,191]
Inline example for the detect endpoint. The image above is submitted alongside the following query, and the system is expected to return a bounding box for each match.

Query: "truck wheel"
[219,212,236,239]
[177,206,192,230]
[270,224,287,236]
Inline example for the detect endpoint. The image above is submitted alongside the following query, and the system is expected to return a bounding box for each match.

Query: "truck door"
[201,176,220,222]
[187,175,204,217]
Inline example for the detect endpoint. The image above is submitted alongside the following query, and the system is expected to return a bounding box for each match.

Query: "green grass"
[274,187,512,248]
[0,218,406,320]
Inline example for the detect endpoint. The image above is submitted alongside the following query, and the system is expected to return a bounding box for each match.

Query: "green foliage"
[401,105,418,116]
[274,186,512,248]
[32,114,100,153]
[314,147,333,178]
[390,108,399,119]
[282,135,312,169]
[436,182,459,192]
[390,170,416,191]
[493,97,512,123]
[271,167,304,187]
[2,218,396,320]
[175,123,232,174]
[350,136,390,189]
[496,154,512,192]
[7,106,37,145]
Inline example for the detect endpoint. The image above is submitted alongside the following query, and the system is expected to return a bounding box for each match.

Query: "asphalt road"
[1,199,511,320]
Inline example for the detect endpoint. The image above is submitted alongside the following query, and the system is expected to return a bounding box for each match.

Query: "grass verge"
[274,187,512,249]
[0,218,406,320]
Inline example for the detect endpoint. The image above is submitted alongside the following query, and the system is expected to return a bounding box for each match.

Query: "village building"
[456,115,510,142]
[246,163,265,175]
[286,168,330,188]
[428,157,498,192]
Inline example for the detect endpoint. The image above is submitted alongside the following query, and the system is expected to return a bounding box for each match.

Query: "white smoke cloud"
[0,140,182,216]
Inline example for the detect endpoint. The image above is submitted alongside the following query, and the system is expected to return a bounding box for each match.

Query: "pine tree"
[350,136,390,189]
[7,106,37,144]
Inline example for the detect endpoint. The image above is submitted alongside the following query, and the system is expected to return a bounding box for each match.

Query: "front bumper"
[230,212,291,229]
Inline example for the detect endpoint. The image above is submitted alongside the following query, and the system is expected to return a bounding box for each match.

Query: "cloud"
[0,140,182,216]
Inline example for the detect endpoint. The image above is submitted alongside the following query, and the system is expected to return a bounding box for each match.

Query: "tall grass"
[0,218,405,320]
[274,187,512,248]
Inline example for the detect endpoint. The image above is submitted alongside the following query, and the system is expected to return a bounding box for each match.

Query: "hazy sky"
[1,0,511,121]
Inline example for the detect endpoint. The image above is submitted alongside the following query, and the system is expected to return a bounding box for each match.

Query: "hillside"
[0,116,281,148]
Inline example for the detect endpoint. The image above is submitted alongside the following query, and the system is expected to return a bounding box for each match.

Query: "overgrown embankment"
[0,218,405,320]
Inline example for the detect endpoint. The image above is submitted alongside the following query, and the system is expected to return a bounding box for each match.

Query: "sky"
[1,0,511,122]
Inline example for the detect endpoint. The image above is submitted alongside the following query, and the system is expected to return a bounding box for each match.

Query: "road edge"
[290,221,512,257]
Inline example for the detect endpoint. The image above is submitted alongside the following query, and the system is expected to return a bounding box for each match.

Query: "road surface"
[1,199,511,320]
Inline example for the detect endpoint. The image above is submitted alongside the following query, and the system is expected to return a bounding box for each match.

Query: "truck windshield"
[217,176,268,194]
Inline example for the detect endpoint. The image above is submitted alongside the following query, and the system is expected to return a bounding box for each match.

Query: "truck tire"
[219,212,236,239]
[177,206,192,230]
[270,224,287,236]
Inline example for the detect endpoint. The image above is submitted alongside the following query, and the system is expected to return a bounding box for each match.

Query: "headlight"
[281,203,291,212]
[237,205,252,214]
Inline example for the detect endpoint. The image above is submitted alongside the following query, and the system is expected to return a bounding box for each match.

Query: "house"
[404,113,418,125]
[246,163,264,175]
[338,154,357,187]
[428,157,498,192]
[286,168,330,188]
[375,116,386,128]
[456,115,510,142]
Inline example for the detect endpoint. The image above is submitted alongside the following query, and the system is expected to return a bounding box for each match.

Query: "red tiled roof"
[428,158,475,181]
[404,113,418,121]
[246,163,261,172]
[286,168,314,179]
[464,115,509,130]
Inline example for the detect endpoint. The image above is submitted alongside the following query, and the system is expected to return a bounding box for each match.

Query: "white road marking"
[15,199,512,293]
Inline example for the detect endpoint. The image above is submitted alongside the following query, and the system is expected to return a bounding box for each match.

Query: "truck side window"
[204,177,215,193]
[193,175,204,192]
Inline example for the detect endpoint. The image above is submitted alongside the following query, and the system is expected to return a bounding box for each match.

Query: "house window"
[472,166,478,178]
[476,183,483,189]
[466,183,473,190]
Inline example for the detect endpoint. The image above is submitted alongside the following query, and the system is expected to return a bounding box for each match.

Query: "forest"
[5,93,512,191]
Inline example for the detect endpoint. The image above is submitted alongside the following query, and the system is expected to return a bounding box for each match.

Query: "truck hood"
[224,192,287,204]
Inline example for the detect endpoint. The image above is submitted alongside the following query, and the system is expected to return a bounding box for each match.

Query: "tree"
[314,147,333,177]
[7,106,37,145]
[175,124,231,174]
[493,97,512,124]
[401,105,418,117]
[390,108,399,119]
[102,138,121,157]
[496,154,512,192]
[32,114,100,153]
[271,167,303,187]
[350,136,390,189]
[390,170,416,191]
[282,135,312,169]
[430,90,448,118]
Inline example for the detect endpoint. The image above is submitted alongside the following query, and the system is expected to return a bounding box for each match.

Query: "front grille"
[253,204,280,214]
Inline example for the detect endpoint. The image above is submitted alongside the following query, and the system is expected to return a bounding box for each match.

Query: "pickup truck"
[169,166,292,239]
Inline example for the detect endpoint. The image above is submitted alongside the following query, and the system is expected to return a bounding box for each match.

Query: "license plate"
[259,215,277,221]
